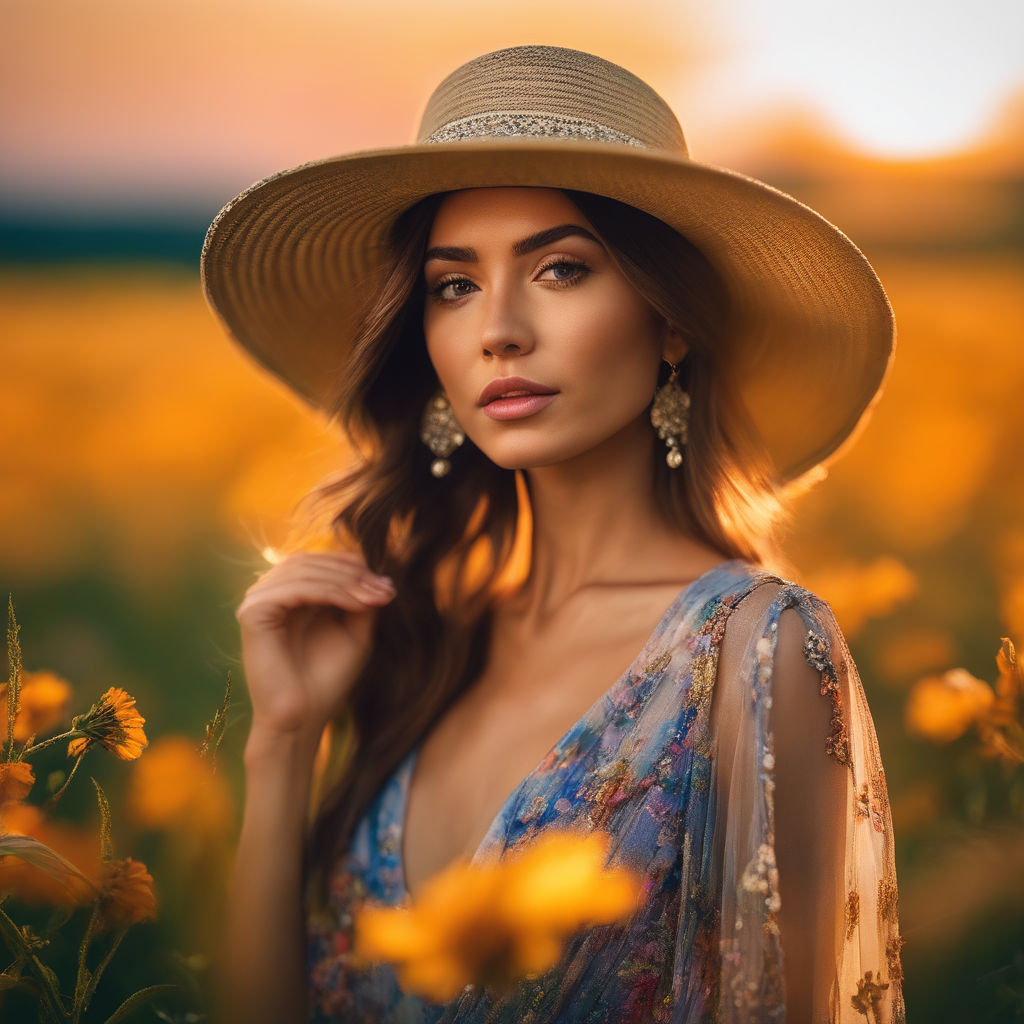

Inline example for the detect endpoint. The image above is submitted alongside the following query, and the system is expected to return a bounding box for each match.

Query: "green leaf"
[199,672,232,765]
[92,778,114,861]
[0,832,97,903]
[5,595,24,763]
[101,983,179,1024]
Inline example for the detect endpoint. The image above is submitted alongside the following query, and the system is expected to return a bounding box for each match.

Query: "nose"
[479,283,535,359]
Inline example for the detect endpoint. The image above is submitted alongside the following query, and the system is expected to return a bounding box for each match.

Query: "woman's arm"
[713,581,904,1023]
[212,552,396,1024]
[216,727,323,1024]
[772,606,848,1022]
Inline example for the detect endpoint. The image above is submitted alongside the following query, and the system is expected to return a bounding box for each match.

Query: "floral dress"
[306,559,905,1023]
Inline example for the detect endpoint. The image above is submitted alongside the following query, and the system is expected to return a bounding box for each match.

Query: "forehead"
[427,187,589,239]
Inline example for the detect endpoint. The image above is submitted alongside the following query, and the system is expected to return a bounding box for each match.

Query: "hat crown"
[417,45,689,155]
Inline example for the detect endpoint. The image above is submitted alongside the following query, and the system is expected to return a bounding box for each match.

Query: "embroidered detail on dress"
[851,969,890,1021]
[856,782,871,820]
[740,842,782,925]
[878,873,899,919]
[644,650,672,677]
[802,628,852,767]
[519,794,549,825]
[588,758,636,829]
[886,933,906,985]
[845,889,860,941]
[872,768,892,833]
[684,599,736,726]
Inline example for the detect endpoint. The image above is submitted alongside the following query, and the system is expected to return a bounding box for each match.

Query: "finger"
[274,550,373,571]
[236,578,394,626]
[257,556,393,591]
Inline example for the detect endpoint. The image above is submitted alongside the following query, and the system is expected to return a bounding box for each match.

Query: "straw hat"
[201,44,895,483]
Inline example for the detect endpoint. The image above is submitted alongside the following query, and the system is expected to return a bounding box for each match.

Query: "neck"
[514,416,710,617]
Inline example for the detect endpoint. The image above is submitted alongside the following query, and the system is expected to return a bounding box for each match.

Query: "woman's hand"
[235,551,396,744]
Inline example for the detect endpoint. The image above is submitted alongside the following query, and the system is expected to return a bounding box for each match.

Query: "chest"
[400,587,685,898]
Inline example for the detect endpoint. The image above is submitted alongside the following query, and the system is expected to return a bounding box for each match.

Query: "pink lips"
[477,376,559,421]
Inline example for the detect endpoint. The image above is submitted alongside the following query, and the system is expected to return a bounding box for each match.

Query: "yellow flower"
[126,735,232,836]
[67,687,147,761]
[0,761,35,803]
[0,670,73,743]
[904,668,995,742]
[354,830,642,1002]
[96,856,157,932]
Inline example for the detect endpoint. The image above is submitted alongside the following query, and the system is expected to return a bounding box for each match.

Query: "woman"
[202,46,905,1024]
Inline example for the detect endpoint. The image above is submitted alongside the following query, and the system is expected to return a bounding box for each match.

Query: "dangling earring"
[650,361,690,469]
[420,389,465,477]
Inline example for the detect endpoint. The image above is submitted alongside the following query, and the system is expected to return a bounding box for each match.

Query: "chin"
[478,441,586,472]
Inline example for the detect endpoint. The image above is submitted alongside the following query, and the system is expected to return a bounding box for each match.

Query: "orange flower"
[96,856,157,933]
[67,687,147,761]
[126,735,232,836]
[0,761,34,803]
[0,670,72,743]
[354,830,643,1001]
[905,668,995,743]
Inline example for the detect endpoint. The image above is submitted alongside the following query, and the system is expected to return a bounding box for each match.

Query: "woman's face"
[422,187,686,471]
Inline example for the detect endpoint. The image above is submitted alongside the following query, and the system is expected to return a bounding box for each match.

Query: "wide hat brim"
[200,136,895,483]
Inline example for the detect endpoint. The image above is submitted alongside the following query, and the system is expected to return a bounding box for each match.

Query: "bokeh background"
[3,0,1023,1019]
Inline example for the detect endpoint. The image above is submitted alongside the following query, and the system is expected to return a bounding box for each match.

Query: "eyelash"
[427,258,590,303]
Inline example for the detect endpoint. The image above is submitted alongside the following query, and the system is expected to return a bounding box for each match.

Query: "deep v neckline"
[396,559,745,901]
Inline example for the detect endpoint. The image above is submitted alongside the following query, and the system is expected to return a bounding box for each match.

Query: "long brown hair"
[296,188,789,898]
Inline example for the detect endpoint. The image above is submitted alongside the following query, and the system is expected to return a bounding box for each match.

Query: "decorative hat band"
[423,112,647,148]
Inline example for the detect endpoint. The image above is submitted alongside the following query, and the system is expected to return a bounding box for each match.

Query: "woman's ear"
[662,325,689,366]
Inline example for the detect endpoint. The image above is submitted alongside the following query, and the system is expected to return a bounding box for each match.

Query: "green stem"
[22,730,82,758]
[71,900,101,1024]
[46,753,86,807]
[101,983,178,1024]
[0,904,67,1022]
[81,928,126,1013]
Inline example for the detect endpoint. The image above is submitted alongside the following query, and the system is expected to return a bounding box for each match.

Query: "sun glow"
[708,0,1024,158]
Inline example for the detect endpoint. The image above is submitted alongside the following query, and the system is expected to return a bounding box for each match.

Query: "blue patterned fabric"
[306,559,905,1023]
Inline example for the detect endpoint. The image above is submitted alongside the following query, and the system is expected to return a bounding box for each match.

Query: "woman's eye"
[427,259,588,303]
[539,259,588,285]
[429,277,476,302]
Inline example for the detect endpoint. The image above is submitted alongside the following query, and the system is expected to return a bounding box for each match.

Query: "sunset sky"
[3,0,1022,212]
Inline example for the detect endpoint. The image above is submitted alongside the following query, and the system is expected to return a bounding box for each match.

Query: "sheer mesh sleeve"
[710,581,905,1023]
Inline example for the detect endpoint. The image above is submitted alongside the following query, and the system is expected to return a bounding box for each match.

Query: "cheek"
[572,294,663,397]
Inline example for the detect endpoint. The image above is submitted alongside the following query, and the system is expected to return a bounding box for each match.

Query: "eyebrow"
[423,223,603,265]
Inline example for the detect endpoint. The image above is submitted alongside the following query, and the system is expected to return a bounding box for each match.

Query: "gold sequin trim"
[845,889,860,941]
[886,934,906,985]
[644,650,672,677]
[802,628,852,766]
[878,873,899,920]
[873,768,892,833]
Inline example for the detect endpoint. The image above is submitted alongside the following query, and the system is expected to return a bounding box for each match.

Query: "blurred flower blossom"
[0,760,35,803]
[67,686,147,761]
[0,669,72,743]
[127,735,233,836]
[0,802,101,907]
[96,856,158,933]
[905,668,995,742]
[906,638,1023,763]
[354,830,643,1002]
